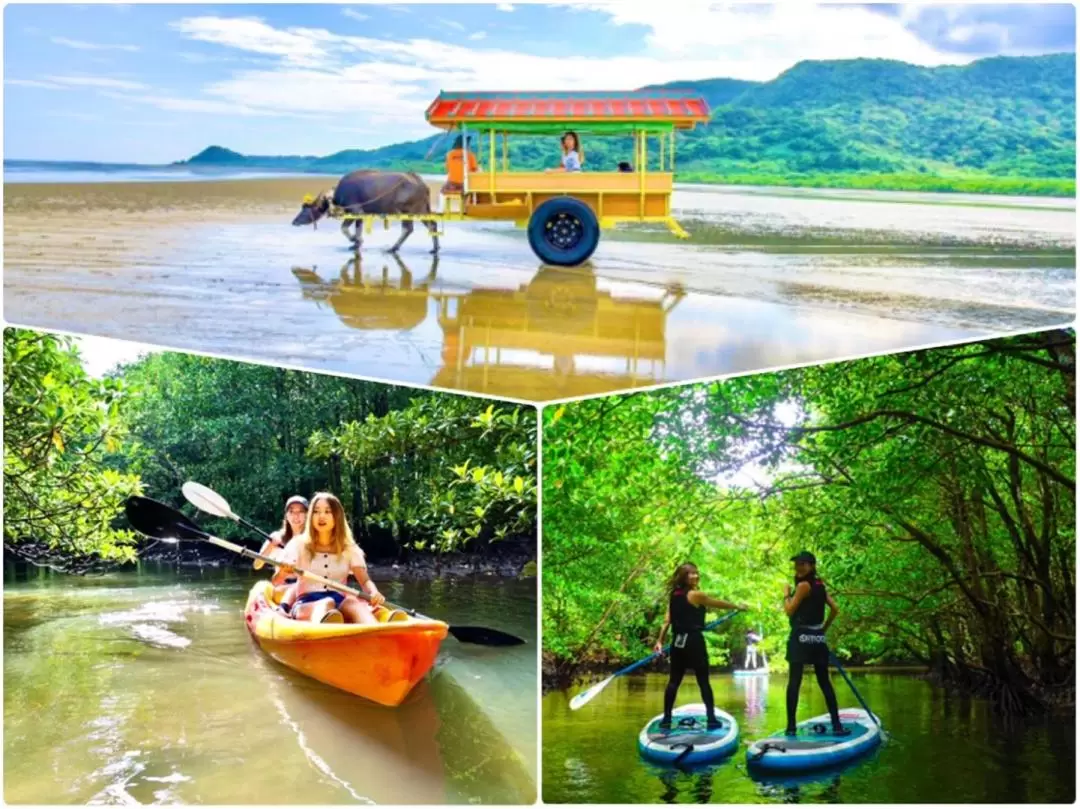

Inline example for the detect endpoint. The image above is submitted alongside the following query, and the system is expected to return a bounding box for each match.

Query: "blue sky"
[4,2,1074,163]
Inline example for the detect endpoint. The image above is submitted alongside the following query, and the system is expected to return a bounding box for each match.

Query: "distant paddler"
[292,170,439,254]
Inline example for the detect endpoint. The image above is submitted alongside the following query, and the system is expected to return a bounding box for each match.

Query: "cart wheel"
[527,197,600,267]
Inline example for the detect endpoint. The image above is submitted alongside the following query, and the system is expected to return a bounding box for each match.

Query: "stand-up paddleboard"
[746,708,881,773]
[638,704,739,767]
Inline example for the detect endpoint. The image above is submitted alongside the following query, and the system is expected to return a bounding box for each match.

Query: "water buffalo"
[293,170,439,254]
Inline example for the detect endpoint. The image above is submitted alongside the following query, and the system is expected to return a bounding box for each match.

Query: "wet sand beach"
[5,177,1074,401]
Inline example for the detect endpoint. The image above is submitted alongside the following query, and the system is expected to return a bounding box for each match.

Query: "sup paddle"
[177,485,526,647]
[829,652,882,729]
[569,610,740,711]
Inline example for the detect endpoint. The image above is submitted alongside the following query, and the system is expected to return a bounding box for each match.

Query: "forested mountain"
[179,53,1075,192]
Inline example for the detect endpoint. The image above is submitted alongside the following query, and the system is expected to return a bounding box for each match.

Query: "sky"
[4,2,1075,163]
[74,335,158,377]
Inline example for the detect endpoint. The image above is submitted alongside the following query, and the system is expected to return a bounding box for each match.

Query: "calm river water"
[543,671,1074,804]
[3,566,537,804]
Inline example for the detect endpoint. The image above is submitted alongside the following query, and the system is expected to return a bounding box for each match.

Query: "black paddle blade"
[448,625,526,647]
[125,496,207,541]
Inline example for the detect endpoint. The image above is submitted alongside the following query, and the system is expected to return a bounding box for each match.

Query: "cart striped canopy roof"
[426,90,710,132]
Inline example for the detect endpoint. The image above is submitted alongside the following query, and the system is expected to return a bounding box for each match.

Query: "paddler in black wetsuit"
[653,562,748,730]
[783,550,850,736]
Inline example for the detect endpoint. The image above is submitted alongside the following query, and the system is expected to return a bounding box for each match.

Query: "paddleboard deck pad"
[638,704,739,766]
[746,709,881,772]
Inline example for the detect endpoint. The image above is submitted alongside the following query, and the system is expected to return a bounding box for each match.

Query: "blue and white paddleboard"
[746,708,881,773]
[638,704,739,767]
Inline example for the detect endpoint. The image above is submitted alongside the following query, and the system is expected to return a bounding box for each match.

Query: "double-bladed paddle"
[126,495,397,607]
[133,490,525,647]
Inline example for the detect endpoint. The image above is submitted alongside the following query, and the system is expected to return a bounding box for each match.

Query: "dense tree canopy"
[3,329,142,571]
[4,331,537,571]
[543,330,1075,714]
[308,397,537,554]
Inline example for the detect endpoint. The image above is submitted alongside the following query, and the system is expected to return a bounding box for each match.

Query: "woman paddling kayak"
[783,550,850,736]
[274,492,386,624]
[654,562,748,730]
[258,494,308,604]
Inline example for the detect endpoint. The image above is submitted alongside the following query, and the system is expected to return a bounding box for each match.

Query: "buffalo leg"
[388,220,414,253]
[341,219,363,249]
[424,219,440,255]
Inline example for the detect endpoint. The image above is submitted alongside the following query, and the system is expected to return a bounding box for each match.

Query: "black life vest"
[670,588,706,633]
[792,576,827,627]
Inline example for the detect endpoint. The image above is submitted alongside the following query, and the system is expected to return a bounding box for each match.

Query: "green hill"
[178,53,1076,195]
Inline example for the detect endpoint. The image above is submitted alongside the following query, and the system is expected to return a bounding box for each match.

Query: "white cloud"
[170,17,331,67]
[178,51,237,64]
[469,31,487,41]
[6,78,66,89]
[147,7,979,143]
[342,8,370,22]
[46,75,149,91]
[495,3,514,11]
[51,36,140,52]
[561,2,967,72]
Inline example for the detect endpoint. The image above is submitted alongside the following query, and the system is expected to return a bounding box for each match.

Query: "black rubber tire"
[527,197,600,267]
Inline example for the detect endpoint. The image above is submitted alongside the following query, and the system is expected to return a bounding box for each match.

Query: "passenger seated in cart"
[441,134,477,210]
[274,492,386,624]
[547,131,582,173]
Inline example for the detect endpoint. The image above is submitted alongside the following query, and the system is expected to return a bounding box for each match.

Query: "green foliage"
[112,352,536,560]
[676,170,1075,197]
[186,54,1074,196]
[543,331,1075,708]
[3,329,142,565]
[309,399,537,554]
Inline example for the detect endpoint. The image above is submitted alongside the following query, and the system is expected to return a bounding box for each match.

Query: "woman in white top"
[274,492,385,624]
[258,494,308,605]
[547,131,582,173]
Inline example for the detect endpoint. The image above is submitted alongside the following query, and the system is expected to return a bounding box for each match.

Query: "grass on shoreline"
[677,170,1075,197]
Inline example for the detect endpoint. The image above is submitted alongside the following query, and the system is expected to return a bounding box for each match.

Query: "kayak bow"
[244,581,448,707]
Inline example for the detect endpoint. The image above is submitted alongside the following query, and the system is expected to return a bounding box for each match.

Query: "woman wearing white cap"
[257,495,309,604]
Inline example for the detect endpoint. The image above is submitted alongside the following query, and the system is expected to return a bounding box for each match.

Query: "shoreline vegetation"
[5,541,537,582]
[6,160,1074,199]
[3,329,538,580]
[541,655,930,695]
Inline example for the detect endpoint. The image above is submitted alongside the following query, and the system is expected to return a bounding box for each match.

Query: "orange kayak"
[244,581,448,706]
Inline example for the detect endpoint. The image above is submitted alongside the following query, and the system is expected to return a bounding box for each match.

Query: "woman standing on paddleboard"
[653,562,748,730]
[783,550,850,736]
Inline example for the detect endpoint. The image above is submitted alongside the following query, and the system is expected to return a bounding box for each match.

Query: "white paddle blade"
[569,675,614,711]
[181,481,236,520]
